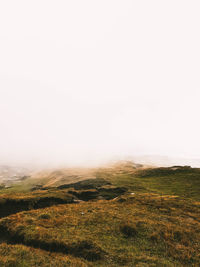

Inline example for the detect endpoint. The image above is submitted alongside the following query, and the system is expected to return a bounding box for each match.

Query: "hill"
[0,161,199,266]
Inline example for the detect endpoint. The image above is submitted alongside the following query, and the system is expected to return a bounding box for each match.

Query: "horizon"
[1,154,200,169]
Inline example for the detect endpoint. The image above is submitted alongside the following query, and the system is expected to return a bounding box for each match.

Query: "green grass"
[96,166,200,201]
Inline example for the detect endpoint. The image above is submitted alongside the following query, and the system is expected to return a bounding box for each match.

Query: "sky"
[0,1,200,166]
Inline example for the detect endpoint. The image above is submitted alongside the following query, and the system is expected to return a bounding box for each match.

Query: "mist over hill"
[1,154,200,188]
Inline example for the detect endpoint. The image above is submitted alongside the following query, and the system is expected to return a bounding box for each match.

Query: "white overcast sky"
[0,1,200,166]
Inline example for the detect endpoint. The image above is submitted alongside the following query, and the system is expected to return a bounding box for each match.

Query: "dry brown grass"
[0,193,199,266]
[0,243,90,267]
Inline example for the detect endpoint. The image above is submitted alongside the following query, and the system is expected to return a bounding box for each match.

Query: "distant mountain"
[19,161,145,189]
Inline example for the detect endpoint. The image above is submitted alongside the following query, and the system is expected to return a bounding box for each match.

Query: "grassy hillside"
[95,165,200,201]
[0,162,199,266]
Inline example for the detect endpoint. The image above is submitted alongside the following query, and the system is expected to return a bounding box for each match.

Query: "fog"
[0,1,200,167]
